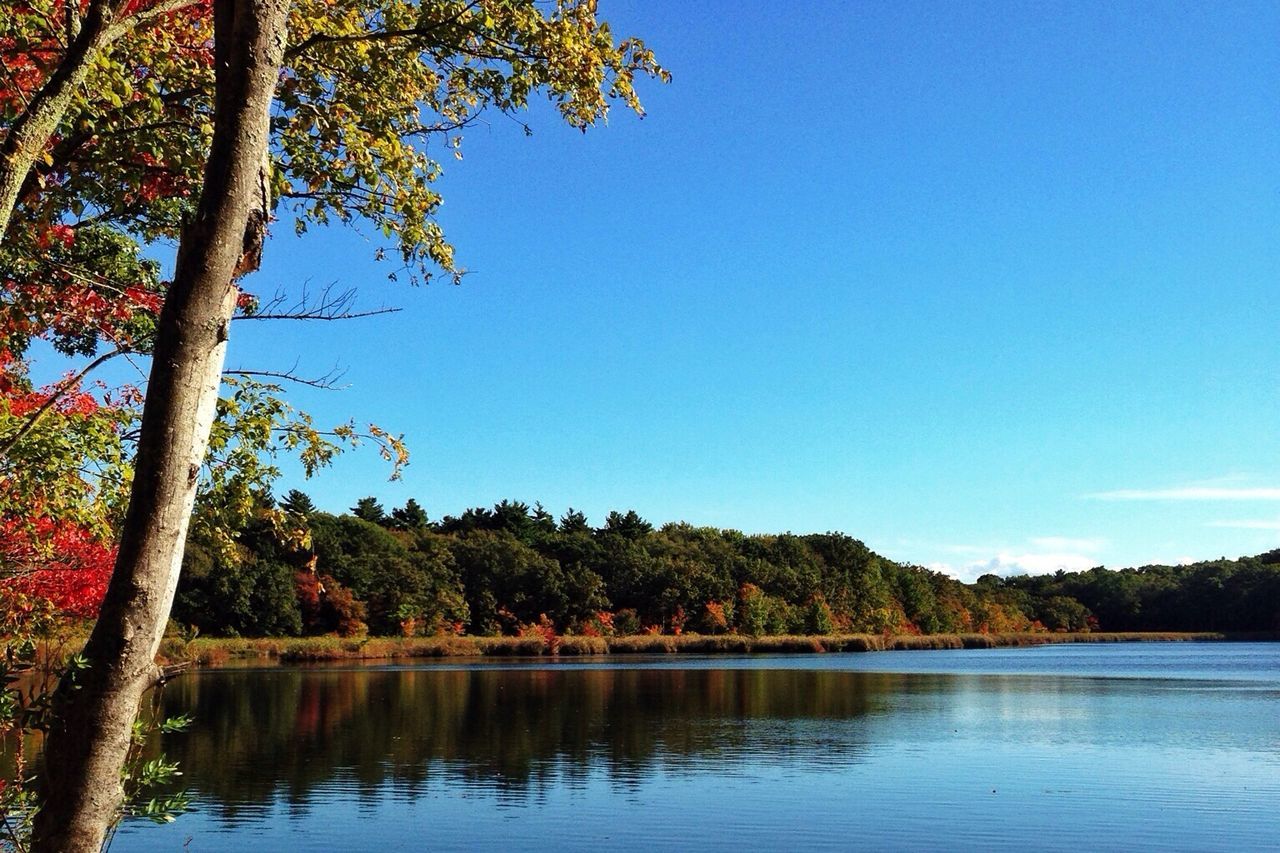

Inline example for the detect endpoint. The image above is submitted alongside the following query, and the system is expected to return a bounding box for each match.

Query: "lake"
[113,642,1280,851]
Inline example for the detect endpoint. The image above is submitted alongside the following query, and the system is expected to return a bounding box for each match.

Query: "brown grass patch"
[160,630,1242,669]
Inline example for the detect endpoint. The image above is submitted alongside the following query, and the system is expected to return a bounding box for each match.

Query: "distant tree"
[282,489,317,517]
[351,497,387,525]
[531,502,557,537]
[895,567,942,634]
[493,500,534,538]
[604,509,653,540]
[560,508,590,534]
[450,530,569,633]
[804,533,892,631]
[390,498,429,530]
[804,595,836,634]
[737,583,773,636]
[404,530,470,634]
[174,519,304,637]
[437,506,495,535]
[311,514,404,629]
[1037,595,1093,632]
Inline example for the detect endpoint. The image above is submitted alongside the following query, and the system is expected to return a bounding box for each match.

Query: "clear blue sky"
[225,0,1278,580]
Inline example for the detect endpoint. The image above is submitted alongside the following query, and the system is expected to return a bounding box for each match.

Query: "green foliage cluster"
[172,495,1280,640]
[988,551,1280,633]
[170,498,1267,640]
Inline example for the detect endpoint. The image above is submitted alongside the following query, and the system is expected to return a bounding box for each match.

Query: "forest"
[171,493,1280,639]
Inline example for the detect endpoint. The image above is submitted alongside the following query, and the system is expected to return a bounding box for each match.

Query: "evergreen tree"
[282,489,317,517]
[390,498,430,530]
[351,497,387,525]
[560,508,590,534]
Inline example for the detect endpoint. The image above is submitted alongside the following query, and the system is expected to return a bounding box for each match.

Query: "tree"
[604,509,653,540]
[281,488,317,517]
[173,509,307,636]
[450,529,568,633]
[33,1,291,848]
[350,495,387,525]
[174,536,304,637]
[559,507,590,534]
[13,2,666,848]
[389,497,429,530]
[0,515,115,619]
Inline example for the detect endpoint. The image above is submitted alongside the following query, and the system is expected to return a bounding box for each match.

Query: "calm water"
[113,642,1280,852]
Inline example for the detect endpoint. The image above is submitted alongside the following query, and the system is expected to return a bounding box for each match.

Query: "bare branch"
[235,281,401,321]
[224,363,350,390]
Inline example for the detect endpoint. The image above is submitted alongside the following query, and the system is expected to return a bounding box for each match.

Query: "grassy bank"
[158,630,1242,667]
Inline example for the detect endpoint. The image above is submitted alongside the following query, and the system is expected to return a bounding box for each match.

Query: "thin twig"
[224,366,349,390]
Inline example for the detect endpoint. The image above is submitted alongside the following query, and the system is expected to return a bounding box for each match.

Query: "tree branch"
[224,363,349,390]
[235,281,400,321]
[105,0,204,40]
[282,4,475,60]
[0,348,126,461]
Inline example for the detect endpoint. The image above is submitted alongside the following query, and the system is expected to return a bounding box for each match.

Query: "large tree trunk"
[31,1,288,850]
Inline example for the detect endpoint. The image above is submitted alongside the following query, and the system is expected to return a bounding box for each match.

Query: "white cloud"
[930,547,1101,583]
[1088,487,1280,501]
[970,551,1099,576]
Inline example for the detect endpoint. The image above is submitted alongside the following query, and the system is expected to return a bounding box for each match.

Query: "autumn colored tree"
[0,515,115,619]
[2,1,668,848]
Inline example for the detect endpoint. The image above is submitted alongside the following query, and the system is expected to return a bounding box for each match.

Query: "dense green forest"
[172,493,1280,639]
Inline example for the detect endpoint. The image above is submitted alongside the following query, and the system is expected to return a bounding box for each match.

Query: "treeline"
[992,553,1280,633]
[172,494,1280,638]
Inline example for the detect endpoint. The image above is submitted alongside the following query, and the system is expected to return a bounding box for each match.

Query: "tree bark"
[30,1,288,850]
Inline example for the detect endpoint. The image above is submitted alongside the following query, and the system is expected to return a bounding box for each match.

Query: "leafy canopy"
[1,0,667,573]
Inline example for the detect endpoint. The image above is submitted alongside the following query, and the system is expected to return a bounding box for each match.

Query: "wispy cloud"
[1206,518,1280,531]
[1088,487,1280,501]
[1029,536,1106,552]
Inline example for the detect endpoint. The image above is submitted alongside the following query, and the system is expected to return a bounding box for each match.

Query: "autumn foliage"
[0,515,114,619]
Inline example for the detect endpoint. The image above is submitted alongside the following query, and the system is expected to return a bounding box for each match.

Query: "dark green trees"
[390,498,430,531]
[350,497,387,525]
[170,497,1280,640]
[310,514,466,635]
[175,517,303,637]
[282,489,317,517]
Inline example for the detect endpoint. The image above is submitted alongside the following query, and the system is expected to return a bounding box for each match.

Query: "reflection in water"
[109,647,1280,852]
[153,668,895,812]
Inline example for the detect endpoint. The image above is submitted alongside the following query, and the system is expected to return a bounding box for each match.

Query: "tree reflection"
[145,666,899,814]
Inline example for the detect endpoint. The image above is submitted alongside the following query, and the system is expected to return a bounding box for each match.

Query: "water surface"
[115,642,1280,851]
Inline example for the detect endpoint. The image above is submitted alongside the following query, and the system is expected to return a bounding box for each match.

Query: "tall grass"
[157,630,1235,667]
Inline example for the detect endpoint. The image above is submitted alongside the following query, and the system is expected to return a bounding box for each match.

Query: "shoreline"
[159,630,1274,667]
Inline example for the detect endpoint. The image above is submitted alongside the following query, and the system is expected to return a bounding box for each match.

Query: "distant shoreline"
[161,630,1276,668]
